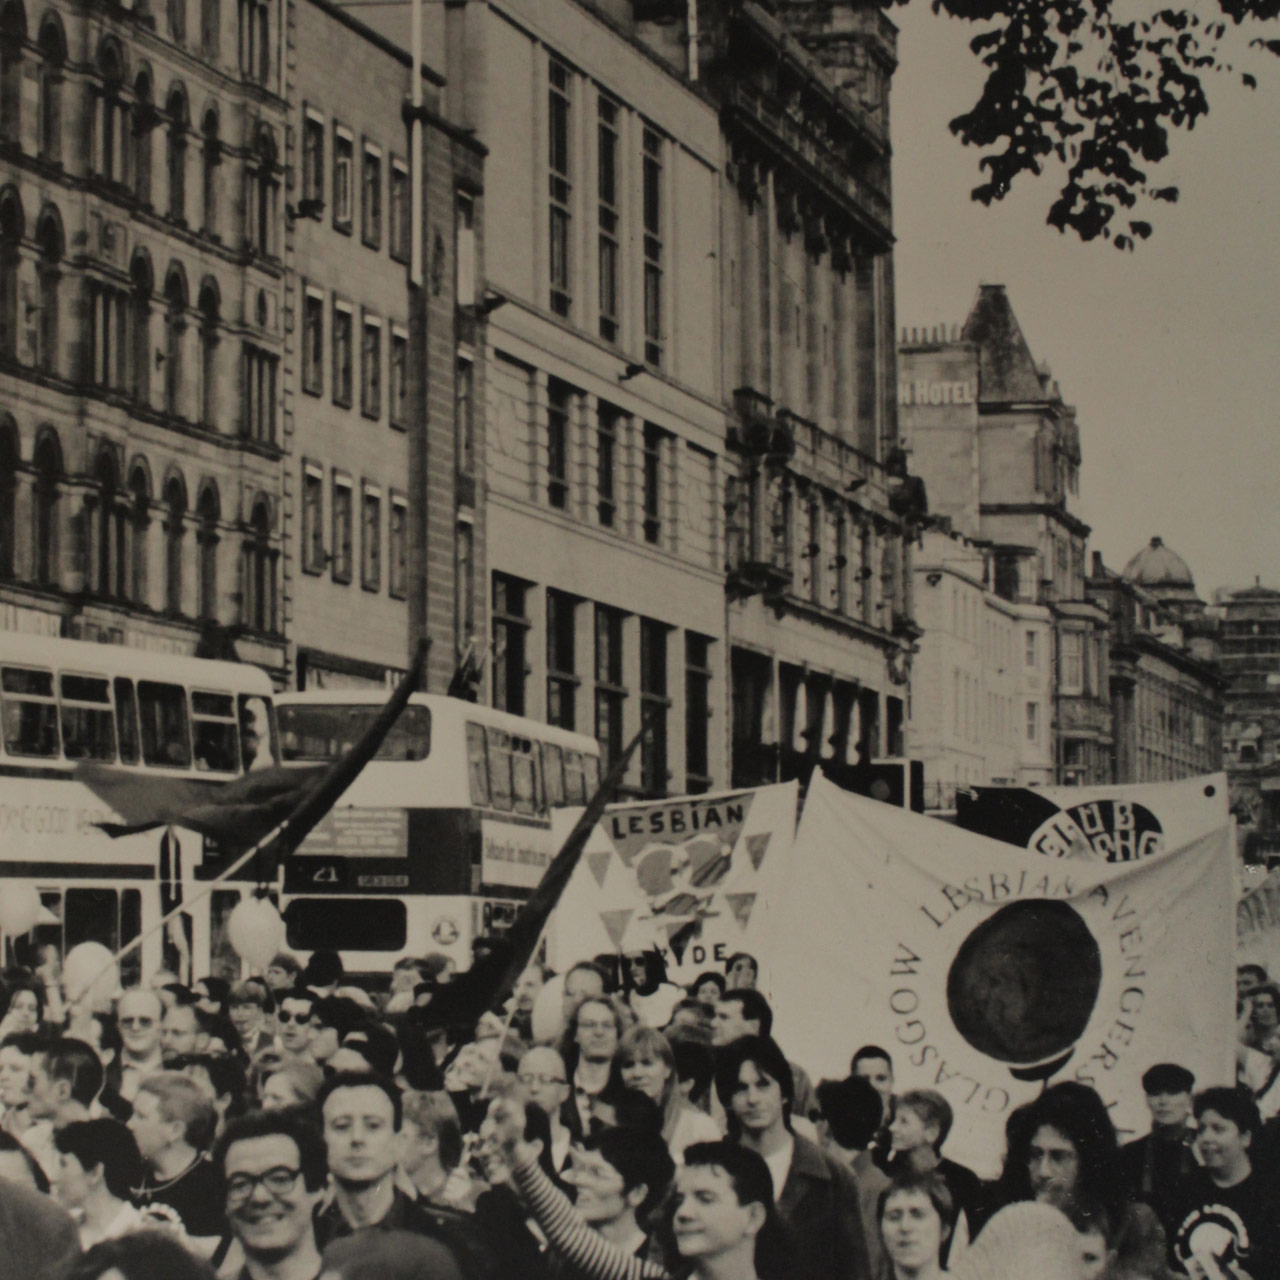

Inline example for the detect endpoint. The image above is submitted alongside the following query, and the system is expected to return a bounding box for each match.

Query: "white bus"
[274,692,601,976]
[0,633,280,984]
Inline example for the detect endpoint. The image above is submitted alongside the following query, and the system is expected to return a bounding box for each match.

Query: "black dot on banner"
[946,900,1102,1067]
[1204,785,1216,797]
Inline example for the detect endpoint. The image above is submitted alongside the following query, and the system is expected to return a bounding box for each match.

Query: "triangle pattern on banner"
[745,832,771,871]
[599,908,634,949]
[585,850,612,889]
[726,892,756,930]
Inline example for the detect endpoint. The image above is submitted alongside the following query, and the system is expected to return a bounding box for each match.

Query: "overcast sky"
[890,5,1280,598]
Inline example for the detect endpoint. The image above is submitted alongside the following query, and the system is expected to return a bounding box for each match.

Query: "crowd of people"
[0,944,1277,1280]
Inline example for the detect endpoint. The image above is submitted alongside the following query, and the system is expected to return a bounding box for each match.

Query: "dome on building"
[1122,536,1202,608]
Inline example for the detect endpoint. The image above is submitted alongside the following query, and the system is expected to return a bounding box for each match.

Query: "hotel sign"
[899,380,977,407]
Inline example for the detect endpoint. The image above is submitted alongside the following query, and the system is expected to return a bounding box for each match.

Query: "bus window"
[564,749,586,805]
[544,743,565,807]
[284,897,407,951]
[0,666,59,757]
[511,738,540,816]
[139,681,193,768]
[487,728,512,810]
[238,696,276,770]
[584,753,600,792]
[466,723,490,806]
[277,704,431,761]
[114,678,140,764]
[192,691,240,773]
[59,674,117,762]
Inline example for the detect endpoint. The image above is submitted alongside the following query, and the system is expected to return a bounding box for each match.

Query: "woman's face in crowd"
[1028,1123,1081,1210]
[693,980,722,1005]
[880,1187,945,1273]
[229,1001,263,1039]
[1251,991,1279,1030]
[7,990,39,1030]
[260,1073,303,1112]
[620,1050,669,1102]
[0,1045,31,1106]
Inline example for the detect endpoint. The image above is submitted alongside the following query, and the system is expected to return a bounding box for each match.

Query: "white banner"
[548,782,798,984]
[765,773,1235,1178]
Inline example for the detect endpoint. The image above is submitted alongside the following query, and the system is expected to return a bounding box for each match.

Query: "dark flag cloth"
[76,640,428,864]
[421,719,650,1035]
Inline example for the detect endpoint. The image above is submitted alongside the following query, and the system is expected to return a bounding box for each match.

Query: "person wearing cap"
[1119,1063,1198,1235]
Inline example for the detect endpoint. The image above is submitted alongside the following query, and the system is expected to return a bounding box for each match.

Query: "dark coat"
[777,1133,873,1280]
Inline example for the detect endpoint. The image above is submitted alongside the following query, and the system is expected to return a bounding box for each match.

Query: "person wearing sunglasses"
[276,991,317,1058]
[214,1107,329,1280]
[111,988,165,1104]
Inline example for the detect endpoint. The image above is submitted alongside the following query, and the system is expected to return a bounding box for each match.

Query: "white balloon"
[530,971,567,1044]
[63,941,120,1010]
[0,883,41,936]
[227,896,286,971]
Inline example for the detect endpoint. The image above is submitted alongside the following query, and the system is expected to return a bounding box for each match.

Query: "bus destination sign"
[294,807,408,859]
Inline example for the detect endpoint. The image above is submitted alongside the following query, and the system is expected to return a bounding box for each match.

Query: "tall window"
[127,465,149,606]
[455,191,475,308]
[547,378,571,510]
[196,486,219,619]
[642,127,664,367]
[597,97,619,342]
[301,464,323,573]
[166,88,188,222]
[302,110,324,204]
[594,605,626,767]
[200,111,219,236]
[361,142,381,249]
[37,20,64,164]
[493,574,530,715]
[389,159,409,262]
[331,302,353,406]
[455,520,474,651]
[332,126,353,231]
[547,58,572,318]
[168,0,186,43]
[546,589,577,730]
[685,633,712,792]
[596,403,618,528]
[163,476,184,611]
[197,282,218,428]
[642,422,666,545]
[242,499,275,632]
[330,475,352,583]
[34,208,62,375]
[247,128,278,256]
[0,423,15,579]
[0,191,17,362]
[92,449,125,599]
[1026,701,1039,743]
[201,0,219,58]
[389,328,407,428]
[163,270,187,417]
[1025,629,1038,666]
[640,619,669,795]
[32,434,61,587]
[1060,630,1083,693]
[302,289,323,395]
[0,4,22,148]
[237,0,269,85]
[360,315,381,419]
[360,484,380,590]
[389,493,407,598]
[95,43,128,185]
[126,253,152,400]
[456,355,474,474]
[242,344,277,443]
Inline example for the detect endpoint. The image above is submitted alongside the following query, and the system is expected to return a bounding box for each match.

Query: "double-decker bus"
[0,634,279,984]
[272,691,601,976]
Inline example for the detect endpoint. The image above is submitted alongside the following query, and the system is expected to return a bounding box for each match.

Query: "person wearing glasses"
[214,1107,329,1280]
[516,1046,573,1174]
[276,991,317,1059]
[111,988,166,1104]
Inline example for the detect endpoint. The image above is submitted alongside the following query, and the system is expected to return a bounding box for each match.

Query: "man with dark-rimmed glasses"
[214,1108,328,1280]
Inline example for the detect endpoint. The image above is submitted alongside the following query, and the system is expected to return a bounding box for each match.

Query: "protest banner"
[765,772,1235,1177]
[547,781,798,983]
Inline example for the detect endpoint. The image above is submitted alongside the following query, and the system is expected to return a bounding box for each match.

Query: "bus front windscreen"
[279,704,431,762]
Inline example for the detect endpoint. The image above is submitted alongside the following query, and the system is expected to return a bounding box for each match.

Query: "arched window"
[34,206,62,375]
[163,475,185,613]
[166,86,188,222]
[246,126,277,257]
[242,497,275,633]
[200,109,219,236]
[163,267,186,417]
[92,446,127,599]
[37,17,64,163]
[132,72,154,206]
[0,2,26,148]
[96,41,128,185]
[0,416,17,579]
[129,251,152,403]
[197,280,218,428]
[127,463,150,605]
[32,430,60,586]
[196,484,218,620]
[0,187,24,361]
